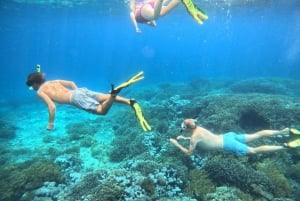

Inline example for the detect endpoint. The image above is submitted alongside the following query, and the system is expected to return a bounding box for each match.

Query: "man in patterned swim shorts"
[26,71,147,131]
[170,118,297,156]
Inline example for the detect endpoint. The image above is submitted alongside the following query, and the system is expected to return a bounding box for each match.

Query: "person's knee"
[247,147,256,154]
[96,107,108,115]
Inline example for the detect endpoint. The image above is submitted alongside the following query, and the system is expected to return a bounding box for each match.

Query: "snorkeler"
[170,119,300,156]
[26,66,151,131]
[129,0,208,33]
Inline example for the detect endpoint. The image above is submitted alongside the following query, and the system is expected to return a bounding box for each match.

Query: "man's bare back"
[38,80,77,104]
[190,126,223,150]
[26,71,150,131]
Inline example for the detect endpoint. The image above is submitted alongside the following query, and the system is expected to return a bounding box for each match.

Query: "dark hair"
[26,72,45,86]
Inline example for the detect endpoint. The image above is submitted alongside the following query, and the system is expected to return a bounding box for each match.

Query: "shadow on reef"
[0,119,17,140]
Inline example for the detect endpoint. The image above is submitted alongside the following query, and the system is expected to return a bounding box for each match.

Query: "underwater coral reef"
[1,78,300,201]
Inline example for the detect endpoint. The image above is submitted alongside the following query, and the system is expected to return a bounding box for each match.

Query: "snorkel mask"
[180,122,187,133]
[180,119,197,133]
[29,64,41,90]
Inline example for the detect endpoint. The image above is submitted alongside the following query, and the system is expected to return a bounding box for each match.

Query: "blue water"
[1,1,300,200]
[0,0,299,100]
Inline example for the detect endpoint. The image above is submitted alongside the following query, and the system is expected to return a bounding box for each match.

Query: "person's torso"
[38,81,72,104]
[192,127,223,150]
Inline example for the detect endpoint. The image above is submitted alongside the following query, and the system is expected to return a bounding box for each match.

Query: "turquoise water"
[1,0,300,200]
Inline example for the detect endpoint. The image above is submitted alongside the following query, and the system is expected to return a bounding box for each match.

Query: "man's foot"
[280,128,290,135]
[110,84,121,97]
[130,99,137,107]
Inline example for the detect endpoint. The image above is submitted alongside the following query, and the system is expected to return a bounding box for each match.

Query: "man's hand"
[176,135,185,140]
[46,123,54,130]
[170,138,179,145]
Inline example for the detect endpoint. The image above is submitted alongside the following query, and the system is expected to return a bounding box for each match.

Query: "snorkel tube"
[29,64,42,90]
[36,64,41,73]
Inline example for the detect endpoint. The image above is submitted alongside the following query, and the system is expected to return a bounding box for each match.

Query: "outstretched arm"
[38,91,56,130]
[176,135,191,140]
[170,138,196,155]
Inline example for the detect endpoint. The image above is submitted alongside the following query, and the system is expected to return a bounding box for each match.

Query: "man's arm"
[58,80,77,89]
[169,138,196,155]
[38,91,56,130]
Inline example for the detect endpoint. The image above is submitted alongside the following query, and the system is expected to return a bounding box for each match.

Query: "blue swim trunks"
[223,132,248,156]
[70,88,100,113]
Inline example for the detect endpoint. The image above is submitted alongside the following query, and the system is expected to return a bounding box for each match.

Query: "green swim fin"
[130,99,151,132]
[289,128,300,135]
[287,139,300,148]
[181,0,208,25]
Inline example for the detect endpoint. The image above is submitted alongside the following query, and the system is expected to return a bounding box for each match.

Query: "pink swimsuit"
[135,1,155,23]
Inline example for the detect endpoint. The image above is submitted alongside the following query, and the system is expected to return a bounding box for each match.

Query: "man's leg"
[248,145,285,154]
[153,0,165,18]
[96,93,131,114]
[245,128,289,143]
[160,0,181,16]
[96,94,116,115]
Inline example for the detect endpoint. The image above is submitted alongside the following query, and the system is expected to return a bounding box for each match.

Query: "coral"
[185,169,215,200]
[256,161,291,198]
[140,177,156,196]
[229,78,286,95]
[0,160,63,201]
[108,128,147,162]
[0,119,17,139]
[204,156,275,198]
[286,162,300,182]
[66,121,98,141]
[204,186,250,201]
[91,182,123,201]
[80,135,97,147]
[183,93,300,132]
[128,159,163,176]
[157,121,169,134]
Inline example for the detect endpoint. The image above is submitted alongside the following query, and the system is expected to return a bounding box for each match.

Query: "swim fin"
[111,71,144,95]
[181,0,208,25]
[289,128,300,135]
[287,139,300,148]
[130,99,151,132]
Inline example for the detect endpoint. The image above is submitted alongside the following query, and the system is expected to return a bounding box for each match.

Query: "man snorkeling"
[170,118,300,156]
[129,0,208,33]
[26,65,151,131]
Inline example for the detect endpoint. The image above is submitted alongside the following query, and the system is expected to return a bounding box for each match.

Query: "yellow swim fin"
[130,99,151,132]
[111,71,144,94]
[287,139,300,148]
[181,0,208,25]
[289,128,300,135]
